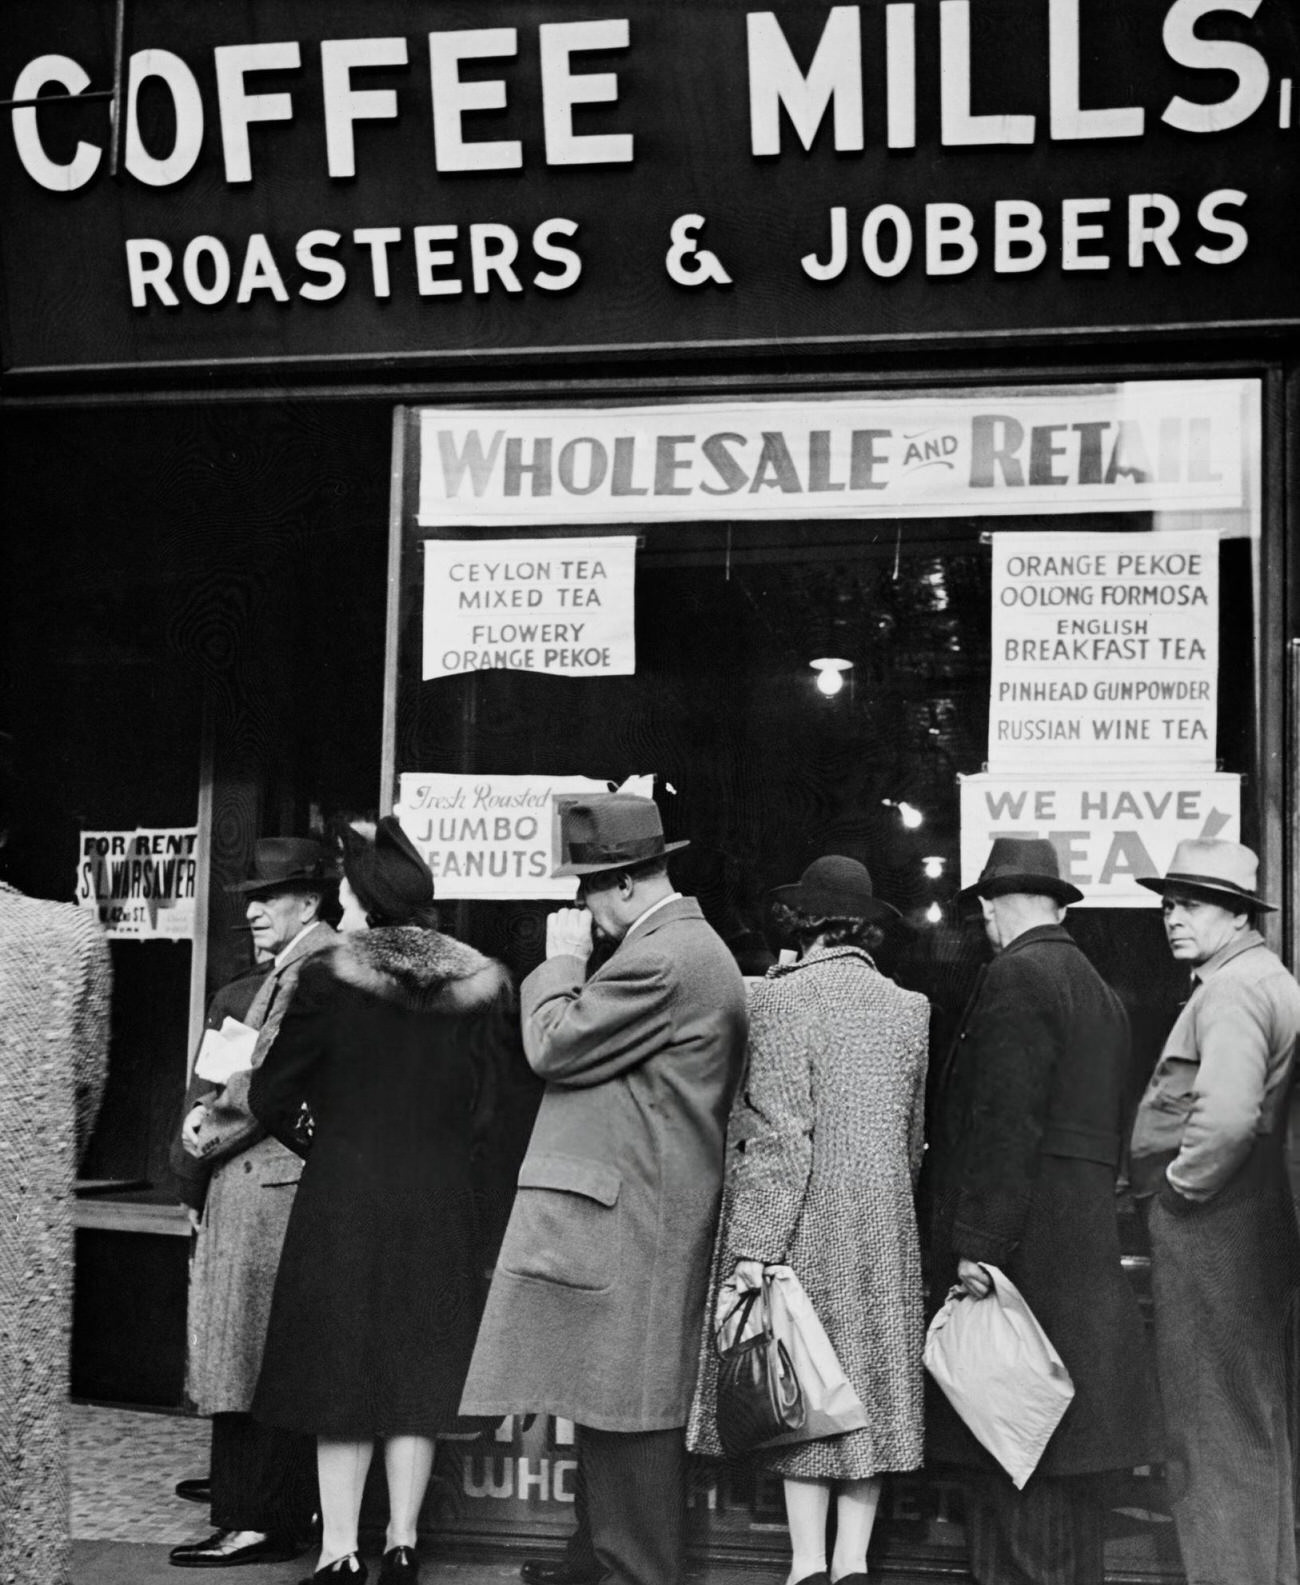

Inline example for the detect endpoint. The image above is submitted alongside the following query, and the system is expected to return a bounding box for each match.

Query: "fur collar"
[328,927,510,1016]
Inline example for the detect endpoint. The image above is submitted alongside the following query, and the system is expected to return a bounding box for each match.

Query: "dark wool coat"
[0,882,110,1585]
[922,923,1159,1477]
[249,927,512,1437]
[184,920,335,1416]
[460,897,748,1432]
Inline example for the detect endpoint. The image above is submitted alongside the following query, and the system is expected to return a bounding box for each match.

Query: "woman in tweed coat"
[687,857,929,1585]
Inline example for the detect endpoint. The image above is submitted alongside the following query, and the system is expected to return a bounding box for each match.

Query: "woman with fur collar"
[250,817,513,1585]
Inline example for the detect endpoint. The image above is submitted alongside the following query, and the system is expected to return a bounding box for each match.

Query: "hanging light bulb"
[810,657,852,696]
[922,856,946,880]
[897,800,924,830]
[925,901,944,925]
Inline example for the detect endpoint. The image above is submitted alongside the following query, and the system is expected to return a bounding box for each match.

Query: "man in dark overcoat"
[1130,839,1300,1585]
[169,838,335,1569]
[461,794,748,1585]
[923,838,1158,1585]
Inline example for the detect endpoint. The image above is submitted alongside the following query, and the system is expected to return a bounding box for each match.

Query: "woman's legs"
[383,1436,436,1551]
[783,1476,832,1585]
[830,1477,882,1581]
[316,1437,375,1568]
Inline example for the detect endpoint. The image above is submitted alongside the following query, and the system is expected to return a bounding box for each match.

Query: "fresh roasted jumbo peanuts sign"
[959,772,1241,907]
[416,386,1246,528]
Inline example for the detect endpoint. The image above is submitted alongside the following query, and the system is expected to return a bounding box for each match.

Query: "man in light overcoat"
[170,838,335,1569]
[461,794,748,1585]
[1130,839,1300,1585]
[923,838,1158,1585]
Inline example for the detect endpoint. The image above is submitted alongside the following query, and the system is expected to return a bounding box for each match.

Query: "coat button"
[244,1161,253,1173]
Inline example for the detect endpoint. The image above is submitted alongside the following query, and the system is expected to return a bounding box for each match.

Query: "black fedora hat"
[771,855,901,923]
[553,794,689,878]
[1136,838,1275,913]
[958,837,1083,907]
[226,837,335,896]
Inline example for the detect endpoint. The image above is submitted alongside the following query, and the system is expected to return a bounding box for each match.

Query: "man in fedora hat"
[462,794,748,1585]
[924,838,1157,1585]
[168,837,336,1569]
[1130,838,1300,1585]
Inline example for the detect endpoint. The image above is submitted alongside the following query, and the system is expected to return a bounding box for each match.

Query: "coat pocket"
[501,1153,622,1292]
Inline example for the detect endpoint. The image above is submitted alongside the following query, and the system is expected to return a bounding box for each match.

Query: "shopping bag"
[714,1278,805,1456]
[762,1265,870,1446]
[923,1264,1074,1489]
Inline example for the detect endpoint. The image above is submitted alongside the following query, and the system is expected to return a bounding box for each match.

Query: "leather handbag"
[714,1279,805,1456]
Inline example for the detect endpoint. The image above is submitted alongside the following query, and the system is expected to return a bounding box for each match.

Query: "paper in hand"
[194,1017,260,1084]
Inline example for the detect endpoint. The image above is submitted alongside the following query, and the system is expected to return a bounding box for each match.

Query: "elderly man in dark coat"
[1130,839,1300,1585]
[923,838,1158,1585]
[461,794,748,1585]
[169,838,336,1570]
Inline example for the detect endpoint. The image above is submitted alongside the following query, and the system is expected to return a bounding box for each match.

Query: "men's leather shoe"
[175,1478,211,1504]
[170,1529,302,1568]
[519,1560,602,1585]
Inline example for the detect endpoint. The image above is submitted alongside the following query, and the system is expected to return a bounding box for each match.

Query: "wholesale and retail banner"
[76,827,199,938]
[415,385,1245,528]
[394,772,653,899]
[958,772,1241,908]
[422,535,636,679]
[987,529,1219,769]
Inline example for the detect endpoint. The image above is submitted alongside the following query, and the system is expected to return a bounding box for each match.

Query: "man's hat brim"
[958,872,1084,907]
[554,838,690,879]
[226,871,334,896]
[1136,874,1275,912]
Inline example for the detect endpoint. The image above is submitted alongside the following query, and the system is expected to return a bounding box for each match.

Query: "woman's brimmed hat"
[771,855,901,923]
[343,816,434,921]
[553,794,689,878]
[958,837,1083,907]
[1136,838,1274,913]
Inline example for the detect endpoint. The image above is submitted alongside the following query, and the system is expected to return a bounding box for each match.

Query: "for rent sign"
[76,827,199,938]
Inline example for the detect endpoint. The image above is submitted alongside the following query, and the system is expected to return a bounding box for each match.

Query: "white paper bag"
[763,1265,870,1446]
[923,1265,1074,1489]
[193,1016,259,1085]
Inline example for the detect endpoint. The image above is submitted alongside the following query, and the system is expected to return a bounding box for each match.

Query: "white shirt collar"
[625,891,681,939]
[274,922,318,969]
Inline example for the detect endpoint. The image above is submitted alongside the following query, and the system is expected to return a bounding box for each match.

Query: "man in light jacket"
[1130,838,1300,1585]
[169,838,335,1570]
[461,794,748,1585]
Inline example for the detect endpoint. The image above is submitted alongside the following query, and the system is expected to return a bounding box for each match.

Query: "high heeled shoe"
[378,1545,420,1584]
[301,1556,367,1585]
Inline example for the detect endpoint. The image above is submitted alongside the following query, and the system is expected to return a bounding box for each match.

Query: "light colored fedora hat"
[1137,838,1274,912]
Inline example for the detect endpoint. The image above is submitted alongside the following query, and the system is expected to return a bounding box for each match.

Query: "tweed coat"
[460,896,748,1431]
[0,881,110,1585]
[184,919,335,1416]
[250,928,513,1436]
[687,946,930,1479]
[922,922,1159,1477]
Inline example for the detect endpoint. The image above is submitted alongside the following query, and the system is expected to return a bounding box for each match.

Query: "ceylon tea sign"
[422,536,636,678]
[959,773,1241,907]
[415,384,1247,528]
[988,529,1220,770]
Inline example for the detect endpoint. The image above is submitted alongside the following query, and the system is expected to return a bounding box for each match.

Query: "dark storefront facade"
[3,3,1299,1578]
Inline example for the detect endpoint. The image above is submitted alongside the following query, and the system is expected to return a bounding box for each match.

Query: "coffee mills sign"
[1,1,1297,378]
